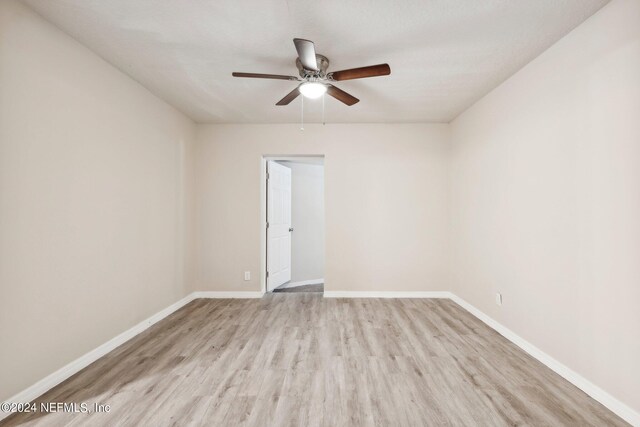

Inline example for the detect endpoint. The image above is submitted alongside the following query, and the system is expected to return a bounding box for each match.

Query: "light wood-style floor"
[1,294,628,426]
[273,284,324,293]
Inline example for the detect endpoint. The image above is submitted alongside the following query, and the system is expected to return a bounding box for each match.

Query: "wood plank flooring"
[273,284,324,293]
[0,294,628,426]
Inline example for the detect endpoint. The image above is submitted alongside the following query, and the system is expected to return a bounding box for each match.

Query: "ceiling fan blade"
[326,84,359,106]
[330,64,391,81]
[276,86,301,106]
[293,38,318,71]
[232,72,299,81]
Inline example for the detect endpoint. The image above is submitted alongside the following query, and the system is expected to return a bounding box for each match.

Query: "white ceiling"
[24,0,608,124]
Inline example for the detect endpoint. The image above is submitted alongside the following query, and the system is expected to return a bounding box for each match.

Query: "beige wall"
[194,124,450,293]
[0,0,195,400]
[450,0,640,414]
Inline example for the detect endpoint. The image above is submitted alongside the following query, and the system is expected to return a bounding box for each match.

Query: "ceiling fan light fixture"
[299,82,327,99]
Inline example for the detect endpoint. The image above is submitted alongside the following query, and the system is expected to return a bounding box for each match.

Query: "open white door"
[267,161,292,291]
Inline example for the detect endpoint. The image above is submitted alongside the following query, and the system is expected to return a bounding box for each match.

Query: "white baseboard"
[193,291,264,299]
[0,292,198,422]
[323,291,452,299]
[277,278,324,289]
[448,293,640,427]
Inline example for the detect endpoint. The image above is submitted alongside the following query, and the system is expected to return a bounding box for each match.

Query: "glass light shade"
[299,82,327,99]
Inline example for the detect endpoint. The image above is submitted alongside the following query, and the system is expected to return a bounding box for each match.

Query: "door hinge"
[266,271,269,278]
[266,222,269,229]
[266,172,270,180]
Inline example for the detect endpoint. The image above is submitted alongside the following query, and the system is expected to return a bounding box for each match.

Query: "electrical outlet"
[244,271,251,281]
[496,292,503,306]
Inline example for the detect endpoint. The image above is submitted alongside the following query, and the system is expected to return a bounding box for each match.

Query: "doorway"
[262,156,324,294]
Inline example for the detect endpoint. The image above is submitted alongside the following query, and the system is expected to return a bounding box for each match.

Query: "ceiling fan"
[232,38,391,107]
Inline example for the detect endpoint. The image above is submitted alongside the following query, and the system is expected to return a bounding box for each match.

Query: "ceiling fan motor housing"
[296,54,330,79]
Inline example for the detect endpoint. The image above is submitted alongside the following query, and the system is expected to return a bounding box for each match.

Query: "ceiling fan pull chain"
[300,94,304,131]
[322,93,326,125]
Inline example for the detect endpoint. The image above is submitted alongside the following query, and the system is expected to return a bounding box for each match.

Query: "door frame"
[260,155,325,294]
